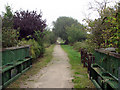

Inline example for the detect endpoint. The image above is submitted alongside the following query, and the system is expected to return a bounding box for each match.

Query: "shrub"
[73,40,98,53]
[18,39,44,59]
[43,30,57,47]
[2,27,19,48]
[34,31,45,55]
[14,10,46,39]
[73,42,88,52]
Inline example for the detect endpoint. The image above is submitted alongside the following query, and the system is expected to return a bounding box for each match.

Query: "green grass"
[7,45,55,88]
[61,45,94,88]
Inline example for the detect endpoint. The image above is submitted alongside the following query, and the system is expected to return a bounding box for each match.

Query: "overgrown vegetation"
[84,1,120,53]
[1,5,56,59]
[7,45,55,88]
[18,39,44,59]
[2,5,19,48]
[73,40,98,53]
[61,45,94,88]
[2,27,19,47]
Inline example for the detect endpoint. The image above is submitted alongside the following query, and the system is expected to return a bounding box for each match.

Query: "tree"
[117,2,120,53]
[0,16,2,45]
[2,5,13,28]
[103,2,120,53]
[43,30,57,44]
[85,0,117,48]
[2,5,19,48]
[13,10,47,39]
[53,16,79,43]
[66,24,87,44]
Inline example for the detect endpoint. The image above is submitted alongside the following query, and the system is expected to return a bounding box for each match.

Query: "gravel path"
[20,45,73,88]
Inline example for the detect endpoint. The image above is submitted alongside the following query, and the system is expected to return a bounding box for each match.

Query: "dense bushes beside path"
[73,40,98,53]
[1,5,56,59]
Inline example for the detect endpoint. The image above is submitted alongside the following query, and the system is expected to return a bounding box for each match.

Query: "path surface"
[21,45,73,88]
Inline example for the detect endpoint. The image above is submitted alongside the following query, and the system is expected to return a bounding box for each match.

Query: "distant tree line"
[52,16,87,44]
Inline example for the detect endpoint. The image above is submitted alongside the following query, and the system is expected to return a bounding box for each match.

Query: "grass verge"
[61,45,94,88]
[7,45,55,88]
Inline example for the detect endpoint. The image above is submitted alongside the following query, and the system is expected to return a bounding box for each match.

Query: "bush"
[18,39,44,59]
[34,31,45,55]
[73,40,98,53]
[43,30,57,46]
[73,42,88,52]
[2,27,19,48]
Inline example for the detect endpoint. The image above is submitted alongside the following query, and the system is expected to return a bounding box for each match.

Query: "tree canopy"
[85,1,120,53]
[2,5,13,28]
[66,24,86,44]
[13,10,47,39]
[53,17,78,40]
[53,16,86,44]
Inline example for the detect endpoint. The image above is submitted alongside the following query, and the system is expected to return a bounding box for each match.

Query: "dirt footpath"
[21,45,73,88]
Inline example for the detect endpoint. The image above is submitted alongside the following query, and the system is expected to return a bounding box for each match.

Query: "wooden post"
[83,50,87,67]
[81,48,83,63]
[118,67,120,90]
[87,55,91,72]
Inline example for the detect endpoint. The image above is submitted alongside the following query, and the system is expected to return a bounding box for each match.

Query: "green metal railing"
[93,49,120,80]
[0,45,32,89]
[80,48,95,72]
[90,49,120,89]
[81,48,120,89]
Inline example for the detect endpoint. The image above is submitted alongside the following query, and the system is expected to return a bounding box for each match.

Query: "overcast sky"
[0,0,119,29]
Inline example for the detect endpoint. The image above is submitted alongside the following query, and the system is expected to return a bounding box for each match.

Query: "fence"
[81,48,120,89]
[0,45,32,89]
[80,48,95,72]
